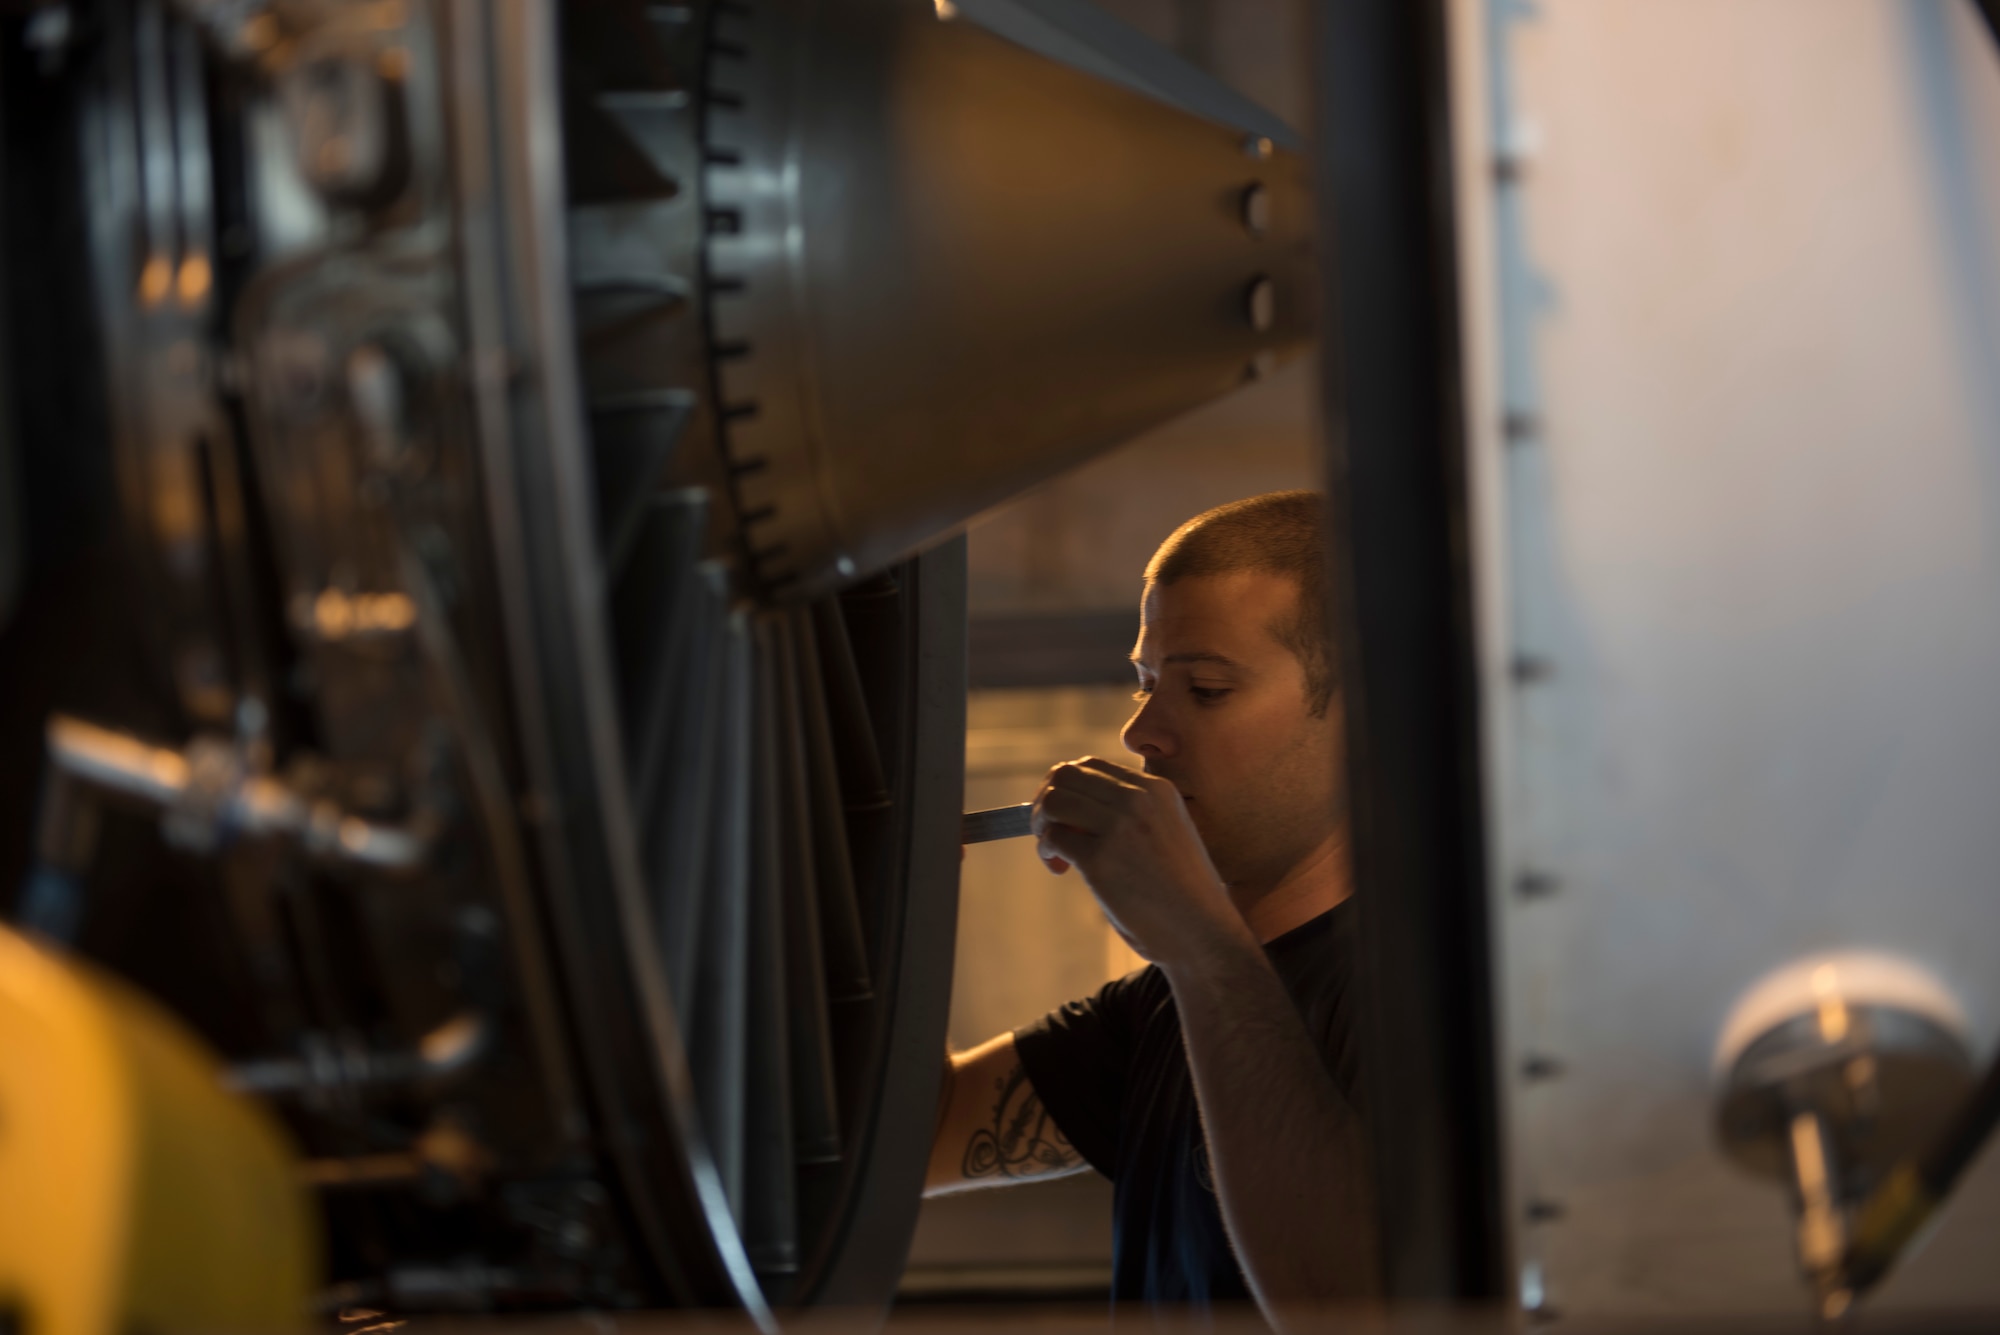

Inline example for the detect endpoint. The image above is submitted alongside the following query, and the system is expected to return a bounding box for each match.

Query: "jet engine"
[0,0,1307,1319]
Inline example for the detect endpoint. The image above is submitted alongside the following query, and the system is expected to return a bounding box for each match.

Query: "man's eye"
[1190,686,1230,703]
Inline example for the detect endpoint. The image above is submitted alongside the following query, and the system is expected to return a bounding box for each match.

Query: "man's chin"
[1187,815,1232,871]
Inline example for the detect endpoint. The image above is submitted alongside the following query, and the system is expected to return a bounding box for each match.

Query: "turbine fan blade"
[563,77,680,205]
[591,392,696,576]
[610,488,703,773]
[744,616,800,1280]
[690,607,755,1220]
[635,551,727,1024]
[793,605,873,1004]
[770,614,844,1166]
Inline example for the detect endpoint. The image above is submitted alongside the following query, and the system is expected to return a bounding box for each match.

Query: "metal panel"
[1453,0,2000,1317]
[947,0,1300,148]
[703,0,1313,597]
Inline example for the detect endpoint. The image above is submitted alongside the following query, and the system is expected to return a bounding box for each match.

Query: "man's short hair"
[1144,490,1335,716]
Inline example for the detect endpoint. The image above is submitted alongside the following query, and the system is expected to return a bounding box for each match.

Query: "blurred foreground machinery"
[0,0,1307,1321]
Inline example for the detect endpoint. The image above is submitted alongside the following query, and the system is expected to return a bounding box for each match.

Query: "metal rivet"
[1503,409,1540,444]
[1515,870,1560,900]
[1245,276,1276,333]
[1511,654,1554,685]
[835,555,857,578]
[1240,183,1270,237]
[1522,1054,1565,1082]
[1243,134,1274,161]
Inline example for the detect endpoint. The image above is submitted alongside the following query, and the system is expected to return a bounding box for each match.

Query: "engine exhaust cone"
[694,0,1312,597]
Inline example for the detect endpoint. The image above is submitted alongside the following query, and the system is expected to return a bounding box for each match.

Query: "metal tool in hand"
[960,803,1034,844]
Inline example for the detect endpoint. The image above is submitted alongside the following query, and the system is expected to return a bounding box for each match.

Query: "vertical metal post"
[1972,0,2000,53]
[1311,0,1504,1304]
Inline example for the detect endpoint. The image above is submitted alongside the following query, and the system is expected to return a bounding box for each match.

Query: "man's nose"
[1121,692,1175,759]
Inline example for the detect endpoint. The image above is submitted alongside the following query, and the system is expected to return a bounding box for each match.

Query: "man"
[925,491,1379,1324]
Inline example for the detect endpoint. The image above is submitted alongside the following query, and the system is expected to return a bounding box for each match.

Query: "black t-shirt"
[1012,901,1359,1310]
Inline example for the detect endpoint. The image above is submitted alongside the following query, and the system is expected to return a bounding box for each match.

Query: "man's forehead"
[1133,571,1297,663]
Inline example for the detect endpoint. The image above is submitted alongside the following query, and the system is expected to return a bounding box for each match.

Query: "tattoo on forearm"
[961,1062,1080,1181]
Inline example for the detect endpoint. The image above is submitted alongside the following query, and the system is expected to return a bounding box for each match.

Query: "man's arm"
[1033,757,1381,1319]
[1165,931,1379,1311]
[925,1032,1090,1196]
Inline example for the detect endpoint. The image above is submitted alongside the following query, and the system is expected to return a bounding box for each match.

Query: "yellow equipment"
[0,924,317,1335]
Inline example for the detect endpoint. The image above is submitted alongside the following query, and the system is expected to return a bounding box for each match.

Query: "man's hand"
[1030,756,1250,966]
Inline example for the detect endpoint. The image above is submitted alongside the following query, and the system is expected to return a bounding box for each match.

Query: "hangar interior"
[3,0,2000,1332]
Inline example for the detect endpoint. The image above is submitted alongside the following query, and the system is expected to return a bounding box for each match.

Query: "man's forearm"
[925,1033,1087,1195]
[1164,928,1381,1317]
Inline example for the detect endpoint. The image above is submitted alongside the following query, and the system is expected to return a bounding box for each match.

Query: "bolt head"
[1241,184,1271,237]
[1245,277,1276,333]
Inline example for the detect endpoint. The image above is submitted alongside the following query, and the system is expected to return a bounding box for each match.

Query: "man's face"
[1121,571,1343,893]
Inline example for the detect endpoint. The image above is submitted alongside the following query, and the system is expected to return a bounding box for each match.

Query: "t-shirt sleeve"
[1011,967,1152,1181]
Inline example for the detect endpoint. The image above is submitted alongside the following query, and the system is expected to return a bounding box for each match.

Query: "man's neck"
[1228,829,1352,945]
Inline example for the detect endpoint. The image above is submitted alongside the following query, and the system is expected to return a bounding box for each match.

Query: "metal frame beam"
[1312,0,1505,1303]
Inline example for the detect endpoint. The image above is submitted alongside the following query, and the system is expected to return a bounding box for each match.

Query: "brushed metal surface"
[702,0,1313,598]
[1454,0,2000,1317]
[960,803,1035,844]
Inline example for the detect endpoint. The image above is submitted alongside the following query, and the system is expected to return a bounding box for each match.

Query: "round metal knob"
[1246,275,1277,333]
